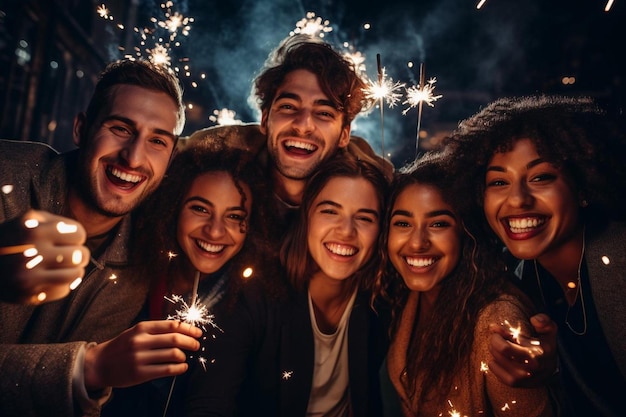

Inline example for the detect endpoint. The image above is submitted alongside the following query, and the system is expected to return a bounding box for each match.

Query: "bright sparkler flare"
[148,44,171,66]
[164,293,221,332]
[402,77,443,115]
[167,251,178,260]
[290,12,333,38]
[97,4,112,19]
[363,68,405,108]
[209,108,243,126]
[504,319,522,344]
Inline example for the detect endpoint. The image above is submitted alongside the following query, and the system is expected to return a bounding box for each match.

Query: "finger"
[25,215,87,246]
[119,363,190,388]
[24,245,90,269]
[135,320,203,338]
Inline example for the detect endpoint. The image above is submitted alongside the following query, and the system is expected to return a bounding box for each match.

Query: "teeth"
[284,140,316,151]
[508,217,545,233]
[111,167,142,183]
[405,257,436,267]
[196,240,225,253]
[325,243,356,256]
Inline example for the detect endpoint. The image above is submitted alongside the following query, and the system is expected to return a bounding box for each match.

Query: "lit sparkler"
[402,63,443,157]
[362,54,405,159]
[95,2,202,89]
[290,12,333,38]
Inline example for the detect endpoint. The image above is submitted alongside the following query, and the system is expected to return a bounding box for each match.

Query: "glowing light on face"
[290,12,333,38]
[402,77,443,115]
[208,108,243,126]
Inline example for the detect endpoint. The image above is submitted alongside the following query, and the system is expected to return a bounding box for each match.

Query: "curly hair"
[373,152,519,405]
[443,95,626,229]
[134,141,282,310]
[280,150,390,294]
[253,34,368,127]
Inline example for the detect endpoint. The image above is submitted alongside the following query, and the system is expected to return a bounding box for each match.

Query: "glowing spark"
[282,370,293,380]
[208,108,243,126]
[501,403,510,411]
[601,255,610,265]
[71,249,83,265]
[148,44,171,66]
[504,320,522,344]
[25,255,43,269]
[605,0,614,11]
[25,218,39,229]
[164,293,218,331]
[108,273,117,281]
[57,221,78,234]
[36,292,47,302]
[97,4,112,20]
[242,267,253,279]
[1,184,13,194]
[402,77,443,115]
[476,0,488,9]
[167,251,178,260]
[363,67,405,108]
[290,12,333,38]
[70,277,83,290]
[198,356,208,371]
[480,361,489,372]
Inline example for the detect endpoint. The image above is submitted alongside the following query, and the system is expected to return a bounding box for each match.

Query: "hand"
[83,320,203,391]
[0,210,90,304]
[488,313,559,388]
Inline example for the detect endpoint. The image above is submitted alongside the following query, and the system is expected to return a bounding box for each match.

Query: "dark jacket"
[185,278,388,417]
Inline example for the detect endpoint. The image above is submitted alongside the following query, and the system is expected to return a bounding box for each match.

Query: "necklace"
[533,228,587,336]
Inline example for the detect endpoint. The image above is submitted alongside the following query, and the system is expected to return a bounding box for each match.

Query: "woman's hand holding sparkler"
[0,209,90,304]
[487,313,559,388]
[83,320,203,392]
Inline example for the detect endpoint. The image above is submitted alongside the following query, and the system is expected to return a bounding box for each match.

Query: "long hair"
[253,34,369,127]
[374,152,514,405]
[134,141,280,309]
[280,151,389,294]
[443,95,626,232]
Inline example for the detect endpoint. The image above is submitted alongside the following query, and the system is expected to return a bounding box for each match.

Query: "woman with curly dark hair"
[103,141,280,416]
[375,153,553,416]
[444,95,626,417]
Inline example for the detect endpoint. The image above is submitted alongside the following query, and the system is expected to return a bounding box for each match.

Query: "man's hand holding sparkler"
[83,320,203,391]
[488,313,559,388]
[0,209,90,304]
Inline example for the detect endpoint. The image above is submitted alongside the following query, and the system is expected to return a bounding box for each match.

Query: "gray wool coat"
[0,140,149,417]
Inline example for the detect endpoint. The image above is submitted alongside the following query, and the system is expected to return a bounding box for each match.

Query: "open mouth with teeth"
[325,242,357,257]
[283,139,318,156]
[196,239,226,254]
[405,256,437,268]
[504,216,547,234]
[106,166,145,190]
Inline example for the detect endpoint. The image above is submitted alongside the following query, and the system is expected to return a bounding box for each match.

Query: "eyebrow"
[274,92,337,110]
[184,196,248,213]
[391,208,457,219]
[486,157,547,173]
[103,115,178,143]
[316,200,379,218]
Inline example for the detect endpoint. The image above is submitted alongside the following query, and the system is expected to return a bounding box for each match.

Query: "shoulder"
[179,123,266,154]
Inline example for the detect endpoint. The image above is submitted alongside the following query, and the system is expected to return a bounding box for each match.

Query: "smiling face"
[307,176,380,282]
[176,171,251,275]
[388,183,461,300]
[260,69,350,181]
[74,84,179,218]
[483,138,582,261]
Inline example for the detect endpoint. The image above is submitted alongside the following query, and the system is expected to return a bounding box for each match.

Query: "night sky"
[107,0,625,167]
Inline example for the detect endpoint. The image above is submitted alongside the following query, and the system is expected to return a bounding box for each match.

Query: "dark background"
[1,0,624,168]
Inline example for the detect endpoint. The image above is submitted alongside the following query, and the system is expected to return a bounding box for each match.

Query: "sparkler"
[362,54,405,159]
[402,63,443,158]
[162,271,220,417]
[290,12,333,38]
